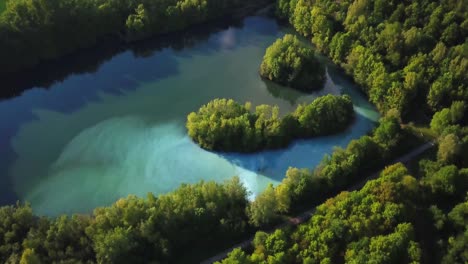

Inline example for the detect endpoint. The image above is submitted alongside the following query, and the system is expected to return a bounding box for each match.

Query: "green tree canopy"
[187,95,354,152]
[260,34,325,92]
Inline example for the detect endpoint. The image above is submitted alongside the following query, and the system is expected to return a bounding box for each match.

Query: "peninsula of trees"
[186,95,354,152]
[260,34,326,92]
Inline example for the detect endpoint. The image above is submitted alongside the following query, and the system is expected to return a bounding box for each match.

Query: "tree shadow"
[0,15,251,100]
[214,112,376,183]
[263,78,305,105]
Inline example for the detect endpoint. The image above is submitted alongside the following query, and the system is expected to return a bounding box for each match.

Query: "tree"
[247,184,281,227]
[430,101,466,135]
[293,94,354,136]
[421,165,464,198]
[91,226,138,264]
[372,117,402,155]
[260,34,325,92]
[187,96,354,152]
[276,167,315,213]
[20,249,41,264]
[126,4,150,40]
[329,32,352,64]
[345,224,420,264]
[217,248,252,264]
[375,22,403,66]
[438,134,461,164]
[186,98,255,152]
[0,204,35,263]
[0,0,261,74]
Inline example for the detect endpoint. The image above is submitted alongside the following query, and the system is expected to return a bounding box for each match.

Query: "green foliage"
[372,117,403,155]
[0,203,35,263]
[0,178,249,263]
[247,184,282,227]
[19,249,40,264]
[125,4,150,40]
[437,134,461,164]
[345,224,420,264]
[233,163,423,263]
[217,248,252,264]
[23,215,94,263]
[187,99,256,152]
[430,101,466,135]
[260,34,325,92]
[278,0,467,115]
[1,0,467,262]
[0,0,265,73]
[224,161,468,263]
[420,163,468,200]
[0,0,5,13]
[430,101,468,166]
[275,0,295,19]
[329,32,352,64]
[293,94,354,136]
[271,119,401,214]
[442,231,468,264]
[187,95,354,152]
[442,191,468,264]
[430,205,447,231]
[448,199,468,231]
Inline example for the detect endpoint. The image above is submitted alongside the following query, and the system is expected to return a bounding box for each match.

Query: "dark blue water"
[0,15,378,216]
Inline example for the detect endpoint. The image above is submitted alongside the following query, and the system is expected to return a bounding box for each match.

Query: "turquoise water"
[0,15,378,216]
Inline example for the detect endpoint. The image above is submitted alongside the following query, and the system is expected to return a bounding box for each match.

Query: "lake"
[0,13,379,216]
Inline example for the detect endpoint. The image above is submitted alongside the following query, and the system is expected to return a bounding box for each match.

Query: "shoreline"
[0,2,274,99]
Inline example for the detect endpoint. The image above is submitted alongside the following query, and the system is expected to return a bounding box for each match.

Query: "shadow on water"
[319,58,378,117]
[263,79,305,105]
[215,112,376,184]
[0,9,379,213]
[263,66,343,106]
[0,13,283,207]
[0,12,279,100]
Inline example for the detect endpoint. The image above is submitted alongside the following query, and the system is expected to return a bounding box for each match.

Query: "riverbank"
[0,0,273,79]
[0,2,273,99]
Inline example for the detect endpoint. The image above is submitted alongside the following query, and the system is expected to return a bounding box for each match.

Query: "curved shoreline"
[0,3,274,100]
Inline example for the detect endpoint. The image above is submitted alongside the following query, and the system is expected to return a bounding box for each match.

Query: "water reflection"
[0,14,378,215]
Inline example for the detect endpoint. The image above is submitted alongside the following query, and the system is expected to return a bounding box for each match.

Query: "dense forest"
[275,0,467,116]
[186,95,354,152]
[1,178,250,264]
[218,0,468,262]
[0,0,467,263]
[0,0,271,73]
[260,34,325,91]
[220,162,468,263]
